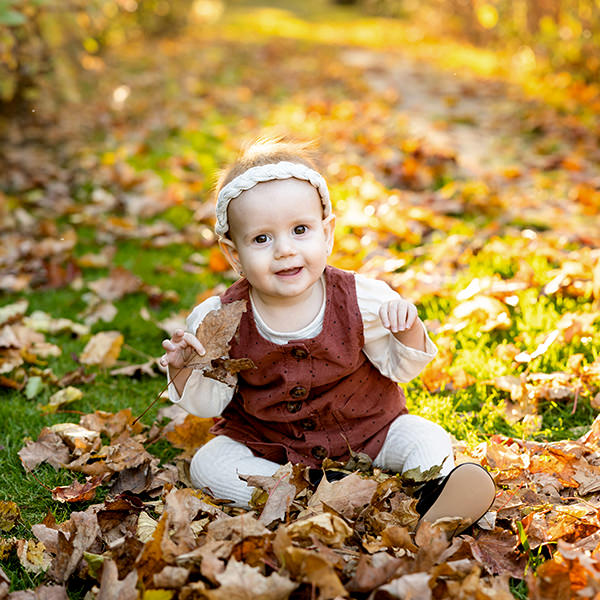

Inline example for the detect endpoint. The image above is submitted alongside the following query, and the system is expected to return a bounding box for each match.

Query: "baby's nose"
[274,236,296,256]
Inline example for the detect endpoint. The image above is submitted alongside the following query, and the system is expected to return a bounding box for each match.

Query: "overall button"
[291,348,308,359]
[311,445,327,460]
[286,401,302,413]
[289,386,307,398]
[301,418,316,431]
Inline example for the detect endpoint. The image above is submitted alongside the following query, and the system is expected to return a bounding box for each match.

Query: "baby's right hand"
[159,329,206,369]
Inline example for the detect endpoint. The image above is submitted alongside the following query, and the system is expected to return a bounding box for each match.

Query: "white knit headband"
[215,161,331,237]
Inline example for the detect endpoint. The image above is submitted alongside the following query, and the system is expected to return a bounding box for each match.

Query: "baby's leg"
[373,413,455,476]
[374,414,495,535]
[190,435,280,507]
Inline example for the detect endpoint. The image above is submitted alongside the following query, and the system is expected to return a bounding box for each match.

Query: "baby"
[160,138,495,533]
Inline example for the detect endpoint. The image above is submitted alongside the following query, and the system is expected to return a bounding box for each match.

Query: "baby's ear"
[218,238,242,274]
[323,214,336,255]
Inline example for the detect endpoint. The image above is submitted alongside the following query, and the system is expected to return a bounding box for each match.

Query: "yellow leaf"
[80,331,123,367]
[0,501,20,532]
[142,590,174,600]
[40,386,83,414]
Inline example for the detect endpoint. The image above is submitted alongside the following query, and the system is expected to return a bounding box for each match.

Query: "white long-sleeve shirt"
[168,273,437,418]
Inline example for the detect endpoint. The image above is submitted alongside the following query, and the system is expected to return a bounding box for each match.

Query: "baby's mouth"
[275,267,303,277]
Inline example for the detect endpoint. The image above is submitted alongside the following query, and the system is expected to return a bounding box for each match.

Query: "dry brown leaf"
[88,266,142,301]
[51,474,108,503]
[205,559,297,600]
[0,325,20,348]
[97,559,138,600]
[24,311,89,337]
[204,357,255,387]
[0,348,24,374]
[286,512,353,548]
[80,331,124,367]
[153,565,190,589]
[80,301,118,326]
[190,300,247,368]
[0,299,28,326]
[0,567,9,598]
[102,436,154,472]
[57,366,96,387]
[280,546,347,599]
[242,464,296,525]
[346,552,404,593]
[18,428,72,472]
[206,512,269,543]
[6,584,69,599]
[50,423,101,454]
[464,530,525,578]
[110,358,160,378]
[47,510,101,583]
[80,408,144,439]
[307,472,378,519]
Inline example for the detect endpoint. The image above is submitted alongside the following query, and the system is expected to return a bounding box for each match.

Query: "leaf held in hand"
[204,357,255,387]
[192,300,247,366]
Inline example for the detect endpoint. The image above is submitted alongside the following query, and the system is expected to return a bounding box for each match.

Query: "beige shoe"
[415,462,496,535]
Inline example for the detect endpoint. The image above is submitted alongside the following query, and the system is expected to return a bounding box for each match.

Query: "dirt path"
[341,48,528,176]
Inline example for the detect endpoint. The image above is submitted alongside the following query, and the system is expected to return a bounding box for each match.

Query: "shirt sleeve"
[167,295,234,418]
[356,273,437,383]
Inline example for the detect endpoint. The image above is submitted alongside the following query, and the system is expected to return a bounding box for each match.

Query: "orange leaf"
[164,414,214,457]
[208,247,230,273]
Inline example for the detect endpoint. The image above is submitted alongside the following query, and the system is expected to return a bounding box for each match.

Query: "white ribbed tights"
[189,414,455,507]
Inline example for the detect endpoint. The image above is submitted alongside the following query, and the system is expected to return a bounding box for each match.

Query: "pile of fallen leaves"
[5,405,600,598]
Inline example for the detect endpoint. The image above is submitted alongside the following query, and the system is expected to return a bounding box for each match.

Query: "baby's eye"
[293,225,308,235]
[253,234,269,244]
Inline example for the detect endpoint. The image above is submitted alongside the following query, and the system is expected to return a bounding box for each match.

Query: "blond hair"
[216,136,319,197]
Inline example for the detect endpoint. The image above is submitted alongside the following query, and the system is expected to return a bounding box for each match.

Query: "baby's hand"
[379,299,418,334]
[159,329,206,369]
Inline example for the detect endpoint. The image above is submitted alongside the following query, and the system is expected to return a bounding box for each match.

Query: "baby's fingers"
[391,304,407,332]
[379,303,392,330]
[162,339,176,352]
[405,304,418,329]
[183,332,206,357]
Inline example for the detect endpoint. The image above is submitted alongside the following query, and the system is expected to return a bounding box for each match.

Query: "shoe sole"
[418,463,496,534]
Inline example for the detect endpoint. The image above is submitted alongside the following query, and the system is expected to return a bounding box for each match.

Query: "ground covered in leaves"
[1,1,600,598]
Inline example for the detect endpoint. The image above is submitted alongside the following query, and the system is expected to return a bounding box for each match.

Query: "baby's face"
[222,178,335,303]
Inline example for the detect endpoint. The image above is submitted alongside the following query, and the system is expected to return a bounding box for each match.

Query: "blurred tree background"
[1,0,598,117]
[360,0,599,83]
[0,0,195,112]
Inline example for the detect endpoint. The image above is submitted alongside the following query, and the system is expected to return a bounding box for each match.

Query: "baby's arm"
[356,274,437,383]
[161,296,234,417]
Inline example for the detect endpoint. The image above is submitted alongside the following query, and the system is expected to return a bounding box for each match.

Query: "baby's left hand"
[379,299,418,334]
